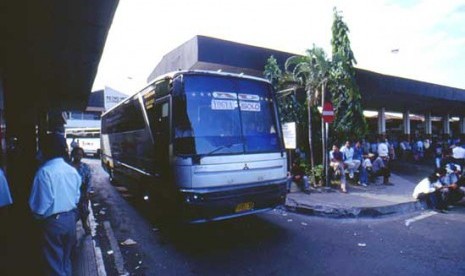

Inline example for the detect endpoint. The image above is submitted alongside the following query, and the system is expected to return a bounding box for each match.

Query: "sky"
[92,0,465,95]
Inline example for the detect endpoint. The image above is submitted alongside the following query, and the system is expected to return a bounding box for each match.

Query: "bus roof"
[102,70,272,116]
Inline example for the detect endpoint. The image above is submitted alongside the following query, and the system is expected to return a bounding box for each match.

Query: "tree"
[264,56,306,124]
[264,55,282,90]
[330,8,367,141]
[285,45,331,180]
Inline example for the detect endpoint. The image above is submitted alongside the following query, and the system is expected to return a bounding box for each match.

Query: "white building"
[65,86,128,129]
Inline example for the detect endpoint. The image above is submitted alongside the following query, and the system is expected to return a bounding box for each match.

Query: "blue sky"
[92,0,465,94]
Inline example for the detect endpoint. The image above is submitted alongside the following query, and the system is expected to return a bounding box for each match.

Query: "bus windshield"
[173,74,282,156]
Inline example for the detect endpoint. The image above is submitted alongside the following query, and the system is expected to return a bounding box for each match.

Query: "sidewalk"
[73,220,100,276]
[285,173,423,218]
[73,209,105,276]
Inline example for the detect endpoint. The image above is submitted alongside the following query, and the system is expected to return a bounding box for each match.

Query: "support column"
[378,108,386,135]
[460,117,465,134]
[424,112,432,137]
[443,114,451,137]
[403,110,410,141]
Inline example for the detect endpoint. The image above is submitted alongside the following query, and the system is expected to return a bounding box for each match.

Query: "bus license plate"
[235,202,254,213]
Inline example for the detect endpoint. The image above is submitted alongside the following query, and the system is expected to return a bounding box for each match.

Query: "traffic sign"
[322,102,335,123]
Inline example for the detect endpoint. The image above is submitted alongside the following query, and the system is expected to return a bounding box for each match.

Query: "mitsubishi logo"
[243,163,249,170]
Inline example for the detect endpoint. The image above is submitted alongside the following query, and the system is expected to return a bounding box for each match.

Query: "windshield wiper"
[191,143,244,164]
[204,143,244,156]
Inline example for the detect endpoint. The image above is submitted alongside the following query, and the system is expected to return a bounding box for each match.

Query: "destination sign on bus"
[211,99,260,112]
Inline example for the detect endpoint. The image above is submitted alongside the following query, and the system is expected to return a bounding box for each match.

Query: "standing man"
[29,133,82,276]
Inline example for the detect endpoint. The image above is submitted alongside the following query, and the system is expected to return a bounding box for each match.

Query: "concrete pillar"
[460,117,465,134]
[424,112,432,136]
[402,110,411,141]
[403,110,410,135]
[378,108,386,135]
[443,114,451,136]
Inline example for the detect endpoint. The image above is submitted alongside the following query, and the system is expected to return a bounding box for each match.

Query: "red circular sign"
[322,102,334,123]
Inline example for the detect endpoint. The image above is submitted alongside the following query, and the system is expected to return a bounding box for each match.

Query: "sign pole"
[322,100,334,188]
[325,122,329,187]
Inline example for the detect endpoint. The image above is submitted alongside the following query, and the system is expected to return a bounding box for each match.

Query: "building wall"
[65,86,128,129]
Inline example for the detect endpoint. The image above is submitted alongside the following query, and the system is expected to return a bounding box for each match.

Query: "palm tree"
[285,45,331,182]
[264,56,305,124]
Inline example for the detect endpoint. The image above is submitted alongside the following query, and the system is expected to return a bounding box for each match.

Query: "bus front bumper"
[179,181,287,224]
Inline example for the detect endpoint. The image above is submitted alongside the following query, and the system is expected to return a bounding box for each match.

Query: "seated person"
[448,175,465,204]
[412,172,445,211]
[340,141,361,179]
[329,145,347,193]
[372,155,391,184]
[440,165,465,206]
[287,159,310,193]
[359,153,374,187]
[412,173,442,209]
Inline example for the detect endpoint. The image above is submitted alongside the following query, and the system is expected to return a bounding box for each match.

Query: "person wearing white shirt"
[29,134,82,276]
[377,139,389,158]
[340,141,361,179]
[412,172,446,211]
[452,143,465,169]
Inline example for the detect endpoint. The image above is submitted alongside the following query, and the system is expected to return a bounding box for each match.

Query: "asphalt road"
[86,159,465,276]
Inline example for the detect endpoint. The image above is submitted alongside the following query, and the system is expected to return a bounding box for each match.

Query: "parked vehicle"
[101,70,287,223]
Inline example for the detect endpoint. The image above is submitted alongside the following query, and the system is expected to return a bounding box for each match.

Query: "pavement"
[285,172,424,218]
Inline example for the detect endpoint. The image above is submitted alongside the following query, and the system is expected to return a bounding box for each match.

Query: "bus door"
[151,99,171,181]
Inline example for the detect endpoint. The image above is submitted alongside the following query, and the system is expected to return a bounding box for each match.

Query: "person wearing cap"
[29,133,82,276]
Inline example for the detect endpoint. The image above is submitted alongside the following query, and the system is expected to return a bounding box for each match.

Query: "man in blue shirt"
[29,133,81,276]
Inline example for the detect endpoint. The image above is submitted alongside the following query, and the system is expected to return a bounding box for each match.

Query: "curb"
[284,200,424,218]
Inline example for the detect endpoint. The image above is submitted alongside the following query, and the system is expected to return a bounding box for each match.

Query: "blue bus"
[101,70,287,223]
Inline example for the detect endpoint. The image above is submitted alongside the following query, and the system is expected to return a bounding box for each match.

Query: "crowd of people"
[412,140,465,212]
[412,166,465,212]
[286,133,465,211]
[329,137,392,192]
[288,136,394,193]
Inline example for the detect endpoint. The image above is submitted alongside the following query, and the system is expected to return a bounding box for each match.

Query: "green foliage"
[263,55,282,90]
[330,8,367,140]
[262,7,367,175]
[299,159,312,176]
[264,56,306,124]
[311,164,324,182]
[285,45,331,106]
